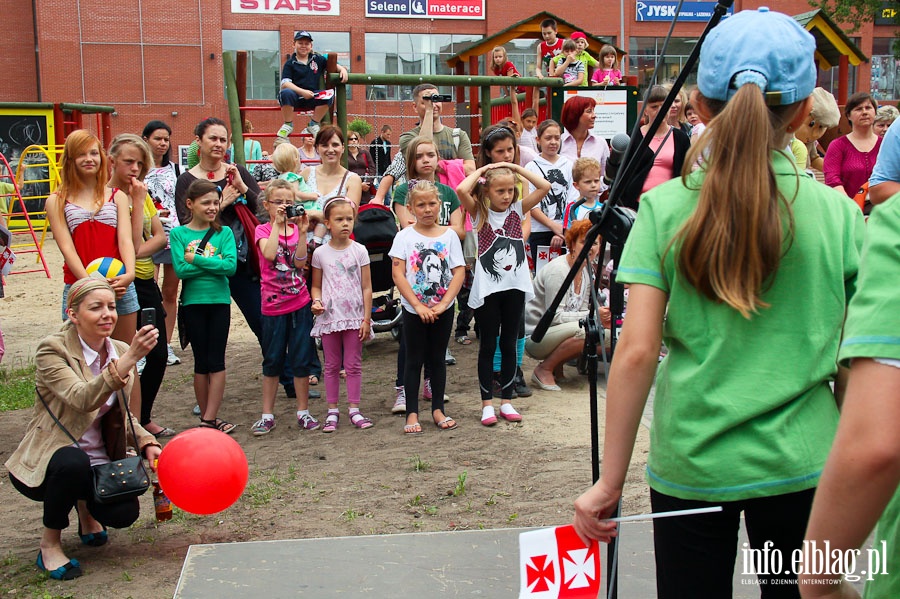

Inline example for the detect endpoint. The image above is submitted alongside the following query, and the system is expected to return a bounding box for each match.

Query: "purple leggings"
[321,328,363,406]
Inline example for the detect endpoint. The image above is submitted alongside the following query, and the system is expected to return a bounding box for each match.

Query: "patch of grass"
[245,482,274,507]
[485,492,510,506]
[507,513,519,523]
[122,570,133,582]
[341,508,361,522]
[424,505,438,516]
[0,363,36,411]
[452,471,468,497]
[410,454,430,472]
[407,494,423,507]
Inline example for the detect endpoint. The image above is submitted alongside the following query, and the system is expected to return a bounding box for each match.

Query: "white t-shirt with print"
[468,203,534,309]
[389,226,464,314]
[525,155,576,233]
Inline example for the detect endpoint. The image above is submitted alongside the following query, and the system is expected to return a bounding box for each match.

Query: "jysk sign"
[366,0,484,19]
[233,0,340,15]
[636,1,732,21]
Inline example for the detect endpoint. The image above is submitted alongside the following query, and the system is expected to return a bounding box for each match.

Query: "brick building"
[1,0,896,149]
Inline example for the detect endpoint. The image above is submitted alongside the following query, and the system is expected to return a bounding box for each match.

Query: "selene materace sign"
[232,0,341,16]
[366,0,484,19]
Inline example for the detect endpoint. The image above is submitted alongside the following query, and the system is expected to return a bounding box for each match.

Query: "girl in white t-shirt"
[456,162,550,426]
[526,119,575,266]
[389,181,465,435]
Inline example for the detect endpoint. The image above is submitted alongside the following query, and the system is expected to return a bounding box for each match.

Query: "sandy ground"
[0,238,650,598]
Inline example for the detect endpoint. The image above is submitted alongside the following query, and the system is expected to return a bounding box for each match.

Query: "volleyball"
[85,257,126,279]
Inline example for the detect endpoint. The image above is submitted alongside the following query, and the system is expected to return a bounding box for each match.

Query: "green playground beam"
[329,73,564,88]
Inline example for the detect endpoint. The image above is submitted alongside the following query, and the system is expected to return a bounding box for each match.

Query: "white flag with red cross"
[519,525,601,598]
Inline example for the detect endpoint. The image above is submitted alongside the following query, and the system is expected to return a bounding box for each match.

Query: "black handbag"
[37,387,150,505]
[177,227,216,350]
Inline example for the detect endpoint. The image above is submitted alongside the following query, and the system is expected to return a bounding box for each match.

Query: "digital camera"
[285,205,305,219]
[426,93,453,102]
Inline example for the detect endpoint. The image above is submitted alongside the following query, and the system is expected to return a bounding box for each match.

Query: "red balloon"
[157,428,249,515]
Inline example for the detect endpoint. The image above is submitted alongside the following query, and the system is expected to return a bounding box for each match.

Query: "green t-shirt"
[618,151,865,502]
[169,225,237,305]
[391,181,460,226]
[552,51,599,87]
[837,196,900,599]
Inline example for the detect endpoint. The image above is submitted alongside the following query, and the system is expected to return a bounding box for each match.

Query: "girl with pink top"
[310,197,374,433]
[591,45,622,86]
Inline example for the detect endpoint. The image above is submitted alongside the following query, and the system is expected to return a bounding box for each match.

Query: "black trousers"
[133,277,167,425]
[474,289,524,400]
[402,309,453,417]
[650,487,815,599]
[10,446,140,531]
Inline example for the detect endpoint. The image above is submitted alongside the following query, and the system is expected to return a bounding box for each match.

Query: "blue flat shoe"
[78,521,108,547]
[36,550,82,580]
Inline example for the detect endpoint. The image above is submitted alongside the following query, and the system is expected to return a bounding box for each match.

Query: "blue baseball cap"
[294,30,313,41]
[698,7,816,106]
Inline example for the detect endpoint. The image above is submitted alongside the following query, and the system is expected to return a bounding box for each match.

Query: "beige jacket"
[5,324,159,488]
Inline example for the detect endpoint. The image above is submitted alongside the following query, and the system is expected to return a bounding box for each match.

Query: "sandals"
[199,418,237,434]
[435,417,458,431]
[309,375,319,386]
[455,335,472,345]
[404,422,424,436]
[322,413,339,433]
[349,412,374,429]
[151,426,176,439]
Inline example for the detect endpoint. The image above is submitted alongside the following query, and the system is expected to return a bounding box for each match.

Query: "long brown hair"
[56,130,109,221]
[674,85,803,318]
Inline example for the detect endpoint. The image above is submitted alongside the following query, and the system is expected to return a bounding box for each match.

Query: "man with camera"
[399,84,476,175]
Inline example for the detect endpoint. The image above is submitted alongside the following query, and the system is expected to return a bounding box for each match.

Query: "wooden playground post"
[223,52,245,167]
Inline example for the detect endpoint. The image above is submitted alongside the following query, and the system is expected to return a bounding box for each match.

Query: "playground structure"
[0,102,115,279]
[223,51,638,171]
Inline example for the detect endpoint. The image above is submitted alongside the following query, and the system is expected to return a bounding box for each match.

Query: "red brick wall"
[0,0,38,101]
[0,0,889,150]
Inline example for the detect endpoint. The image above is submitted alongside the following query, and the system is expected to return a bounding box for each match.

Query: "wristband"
[294,252,308,262]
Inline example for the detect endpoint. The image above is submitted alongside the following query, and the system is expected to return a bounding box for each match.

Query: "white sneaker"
[392,386,407,414]
[276,123,294,138]
[306,121,321,137]
[166,344,181,366]
[136,357,146,375]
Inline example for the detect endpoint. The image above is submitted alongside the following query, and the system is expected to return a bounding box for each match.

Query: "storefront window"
[304,31,352,100]
[871,37,899,100]
[628,37,698,97]
[223,31,280,100]
[365,34,482,101]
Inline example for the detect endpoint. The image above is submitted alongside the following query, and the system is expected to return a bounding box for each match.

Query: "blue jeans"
[261,306,315,378]
[228,269,295,386]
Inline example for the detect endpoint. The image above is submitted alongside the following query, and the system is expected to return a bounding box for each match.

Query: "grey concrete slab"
[173,523,780,598]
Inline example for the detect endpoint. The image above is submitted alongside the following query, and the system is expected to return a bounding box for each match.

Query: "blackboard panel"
[0,110,53,214]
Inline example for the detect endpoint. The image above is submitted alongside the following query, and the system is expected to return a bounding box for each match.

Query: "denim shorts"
[61,281,140,320]
[278,88,333,111]
[152,248,172,265]
[261,305,315,378]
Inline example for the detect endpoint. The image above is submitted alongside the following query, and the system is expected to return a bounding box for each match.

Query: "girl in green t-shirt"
[572,9,865,597]
[171,179,237,434]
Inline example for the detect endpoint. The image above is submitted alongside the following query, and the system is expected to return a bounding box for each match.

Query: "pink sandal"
[350,412,374,429]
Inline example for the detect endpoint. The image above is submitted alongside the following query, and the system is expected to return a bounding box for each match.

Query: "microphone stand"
[528,2,735,597]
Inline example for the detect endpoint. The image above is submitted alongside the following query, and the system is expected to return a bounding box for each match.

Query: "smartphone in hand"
[139,307,157,329]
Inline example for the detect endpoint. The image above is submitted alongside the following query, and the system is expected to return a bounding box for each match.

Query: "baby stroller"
[354,203,402,340]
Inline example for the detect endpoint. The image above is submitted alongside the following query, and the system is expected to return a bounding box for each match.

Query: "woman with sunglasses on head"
[346,131,375,204]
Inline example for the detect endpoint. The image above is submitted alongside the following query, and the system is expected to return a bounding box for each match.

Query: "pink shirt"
[642,130,676,194]
[310,241,370,336]
[255,223,311,316]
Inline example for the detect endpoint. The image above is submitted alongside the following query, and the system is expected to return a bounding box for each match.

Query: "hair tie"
[477,177,487,185]
[407,178,419,190]
[732,70,768,94]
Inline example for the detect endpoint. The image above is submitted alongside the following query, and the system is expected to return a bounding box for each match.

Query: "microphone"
[604,133,631,188]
